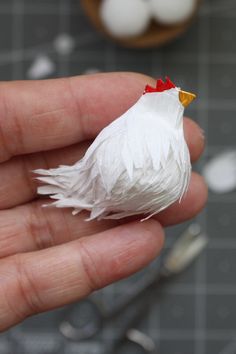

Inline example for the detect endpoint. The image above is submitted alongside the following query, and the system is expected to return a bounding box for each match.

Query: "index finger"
[0,73,155,163]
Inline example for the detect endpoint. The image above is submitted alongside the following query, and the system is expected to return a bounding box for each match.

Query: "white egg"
[100,0,151,38]
[149,0,196,25]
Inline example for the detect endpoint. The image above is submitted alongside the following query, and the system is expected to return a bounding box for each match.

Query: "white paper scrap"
[203,150,236,193]
[27,55,55,79]
[53,33,75,55]
[83,68,101,75]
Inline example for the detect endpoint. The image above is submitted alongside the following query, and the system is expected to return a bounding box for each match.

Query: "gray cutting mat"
[0,0,236,353]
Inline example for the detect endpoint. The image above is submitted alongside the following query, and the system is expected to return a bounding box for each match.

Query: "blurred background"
[0,0,236,353]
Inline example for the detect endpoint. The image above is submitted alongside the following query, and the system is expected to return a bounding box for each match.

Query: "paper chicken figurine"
[35,78,196,221]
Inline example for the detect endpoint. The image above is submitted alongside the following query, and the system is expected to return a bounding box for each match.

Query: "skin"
[0,72,207,331]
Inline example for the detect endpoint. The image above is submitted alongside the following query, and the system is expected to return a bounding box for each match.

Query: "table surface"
[0,0,236,353]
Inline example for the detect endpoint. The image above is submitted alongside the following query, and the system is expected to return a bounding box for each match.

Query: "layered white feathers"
[35,87,191,221]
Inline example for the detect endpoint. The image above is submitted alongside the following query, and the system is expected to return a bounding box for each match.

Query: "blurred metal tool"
[59,223,207,353]
[126,329,156,353]
[162,223,208,275]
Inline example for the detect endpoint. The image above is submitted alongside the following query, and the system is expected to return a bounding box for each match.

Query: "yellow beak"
[179,90,196,108]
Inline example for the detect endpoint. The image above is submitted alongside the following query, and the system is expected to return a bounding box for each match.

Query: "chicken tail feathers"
[34,165,79,199]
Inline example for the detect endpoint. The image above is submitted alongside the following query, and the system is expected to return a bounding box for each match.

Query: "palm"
[0,73,206,331]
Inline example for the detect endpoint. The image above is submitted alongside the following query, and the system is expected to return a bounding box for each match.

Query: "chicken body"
[36,88,191,220]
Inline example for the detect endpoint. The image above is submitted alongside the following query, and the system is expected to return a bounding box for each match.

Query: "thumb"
[0,219,164,331]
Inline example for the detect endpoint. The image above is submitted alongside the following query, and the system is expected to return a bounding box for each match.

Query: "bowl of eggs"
[81,0,201,48]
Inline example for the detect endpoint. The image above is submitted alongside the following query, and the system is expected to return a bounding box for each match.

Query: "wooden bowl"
[81,0,202,48]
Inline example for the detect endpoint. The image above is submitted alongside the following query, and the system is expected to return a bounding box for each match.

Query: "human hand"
[0,73,207,331]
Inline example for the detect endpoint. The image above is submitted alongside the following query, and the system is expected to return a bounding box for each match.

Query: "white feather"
[35,87,191,220]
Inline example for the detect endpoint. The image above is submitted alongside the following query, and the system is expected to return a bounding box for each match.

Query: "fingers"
[156,172,208,226]
[0,172,206,258]
[0,142,90,209]
[0,220,164,331]
[0,201,119,258]
[0,73,154,163]
[0,117,204,209]
[184,117,205,162]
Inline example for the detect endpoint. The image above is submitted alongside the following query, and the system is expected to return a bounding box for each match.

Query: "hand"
[0,73,207,331]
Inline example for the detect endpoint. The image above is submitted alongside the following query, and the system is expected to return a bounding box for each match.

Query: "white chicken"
[35,78,196,221]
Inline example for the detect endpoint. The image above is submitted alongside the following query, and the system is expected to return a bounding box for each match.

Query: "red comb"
[144,77,176,94]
